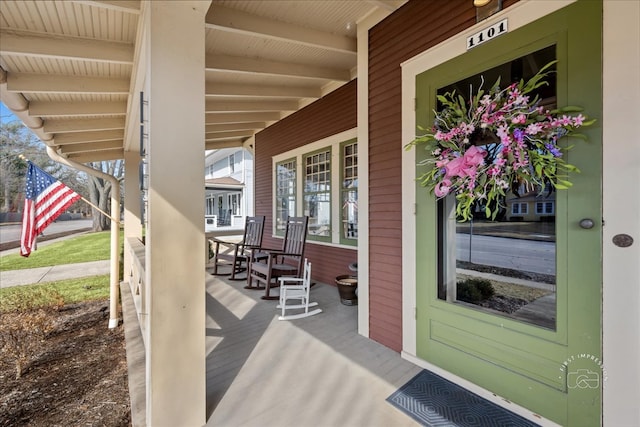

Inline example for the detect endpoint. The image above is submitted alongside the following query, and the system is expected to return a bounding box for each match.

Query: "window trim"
[536,201,555,215]
[511,202,529,215]
[303,146,333,243]
[272,128,357,247]
[340,138,358,246]
[274,157,297,236]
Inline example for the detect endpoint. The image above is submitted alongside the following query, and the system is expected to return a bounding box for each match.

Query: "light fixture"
[474,0,502,22]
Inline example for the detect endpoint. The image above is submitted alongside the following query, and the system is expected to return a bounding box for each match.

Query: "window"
[205,195,215,215]
[272,129,357,246]
[536,201,554,215]
[512,202,528,215]
[275,159,296,234]
[304,148,331,241]
[228,193,241,216]
[341,139,358,245]
[229,153,235,174]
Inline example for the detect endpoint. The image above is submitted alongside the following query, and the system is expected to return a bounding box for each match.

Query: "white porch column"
[602,1,640,425]
[144,1,209,425]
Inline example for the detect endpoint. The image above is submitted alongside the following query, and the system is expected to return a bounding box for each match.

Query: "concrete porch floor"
[121,272,422,427]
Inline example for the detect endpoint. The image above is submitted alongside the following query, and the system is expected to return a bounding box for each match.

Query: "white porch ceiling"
[0,0,405,162]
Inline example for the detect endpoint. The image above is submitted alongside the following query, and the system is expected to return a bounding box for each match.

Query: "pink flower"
[487,165,501,176]
[434,178,452,197]
[511,114,527,124]
[526,123,543,135]
[444,145,486,179]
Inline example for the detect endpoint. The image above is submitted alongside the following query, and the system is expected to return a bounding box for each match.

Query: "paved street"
[457,233,556,276]
[0,219,92,246]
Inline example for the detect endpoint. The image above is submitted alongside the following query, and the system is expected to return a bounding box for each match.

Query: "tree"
[1,120,91,219]
[86,161,124,231]
[1,119,122,231]
[0,121,50,213]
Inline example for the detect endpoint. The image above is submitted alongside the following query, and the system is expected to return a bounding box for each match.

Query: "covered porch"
[121,269,422,426]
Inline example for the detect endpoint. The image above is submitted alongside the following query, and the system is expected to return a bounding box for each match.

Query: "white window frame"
[511,202,528,215]
[228,153,235,174]
[272,128,357,247]
[536,201,554,215]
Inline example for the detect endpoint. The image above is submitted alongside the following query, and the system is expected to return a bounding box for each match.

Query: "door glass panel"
[436,46,557,330]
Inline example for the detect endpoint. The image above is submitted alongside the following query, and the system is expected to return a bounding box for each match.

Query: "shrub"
[0,288,64,379]
[1,287,64,313]
[457,278,495,303]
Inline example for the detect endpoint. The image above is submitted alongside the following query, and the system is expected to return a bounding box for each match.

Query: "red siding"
[254,80,357,285]
[367,0,518,351]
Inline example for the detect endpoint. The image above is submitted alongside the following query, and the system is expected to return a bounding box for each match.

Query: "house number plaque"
[467,19,508,50]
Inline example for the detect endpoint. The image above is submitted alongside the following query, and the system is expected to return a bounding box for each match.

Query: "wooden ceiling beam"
[44,118,125,133]
[206,122,266,133]
[205,139,245,150]
[206,5,356,55]
[205,130,255,139]
[29,101,126,117]
[205,99,298,113]
[66,149,124,162]
[7,73,129,94]
[206,82,320,98]
[0,29,134,64]
[205,54,350,81]
[54,129,124,144]
[206,112,280,124]
[58,140,123,154]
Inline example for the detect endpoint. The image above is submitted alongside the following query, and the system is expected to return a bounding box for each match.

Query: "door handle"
[579,218,594,229]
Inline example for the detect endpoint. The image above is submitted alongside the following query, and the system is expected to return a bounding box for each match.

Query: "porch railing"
[126,237,147,346]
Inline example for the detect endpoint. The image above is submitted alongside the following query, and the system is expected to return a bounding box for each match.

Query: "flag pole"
[18,154,119,223]
[79,196,119,224]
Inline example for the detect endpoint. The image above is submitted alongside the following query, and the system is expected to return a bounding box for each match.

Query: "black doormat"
[387,370,541,426]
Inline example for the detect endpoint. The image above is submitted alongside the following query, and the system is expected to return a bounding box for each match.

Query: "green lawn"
[0,231,121,271]
[0,275,110,313]
[0,231,120,312]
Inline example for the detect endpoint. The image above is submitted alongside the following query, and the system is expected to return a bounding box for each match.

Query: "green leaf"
[559,106,585,113]
[568,133,589,141]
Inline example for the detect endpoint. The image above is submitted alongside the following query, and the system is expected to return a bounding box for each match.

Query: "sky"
[1,101,20,125]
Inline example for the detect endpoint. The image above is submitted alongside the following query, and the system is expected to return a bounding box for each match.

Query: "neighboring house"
[505,182,556,222]
[204,148,254,228]
[505,192,556,222]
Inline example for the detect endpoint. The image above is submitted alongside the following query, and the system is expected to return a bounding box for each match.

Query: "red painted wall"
[367,0,518,351]
[254,80,358,285]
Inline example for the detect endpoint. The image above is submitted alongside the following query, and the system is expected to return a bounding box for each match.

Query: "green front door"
[414,2,602,425]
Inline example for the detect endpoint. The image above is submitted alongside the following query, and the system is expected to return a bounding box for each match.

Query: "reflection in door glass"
[436,46,557,330]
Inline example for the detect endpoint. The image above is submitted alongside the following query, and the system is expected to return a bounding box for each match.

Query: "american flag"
[20,162,81,257]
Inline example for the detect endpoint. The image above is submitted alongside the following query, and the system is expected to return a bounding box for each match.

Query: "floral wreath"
[406,61,594,221]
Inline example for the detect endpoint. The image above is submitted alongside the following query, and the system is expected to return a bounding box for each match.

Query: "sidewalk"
[0,231,110,289]
[0,260,111,289]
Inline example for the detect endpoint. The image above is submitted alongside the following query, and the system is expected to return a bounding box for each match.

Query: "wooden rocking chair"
[277,259,321,320]
[245,216,308,300]
[210,215,265,280]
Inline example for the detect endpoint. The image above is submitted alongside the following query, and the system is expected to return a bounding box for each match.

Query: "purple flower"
[546,143,562,157]
[513,128,524,143]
